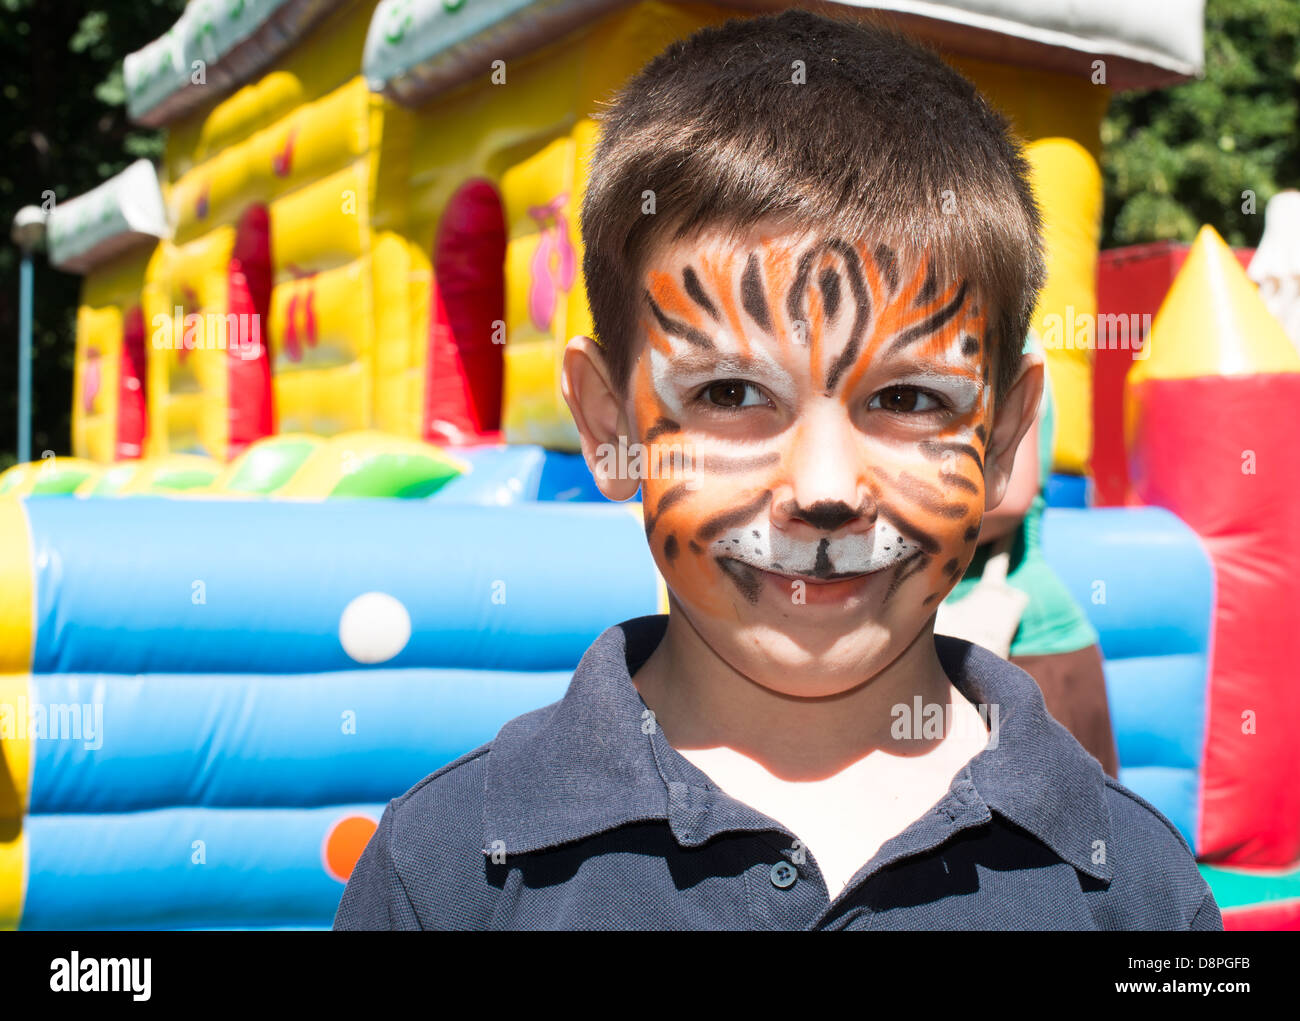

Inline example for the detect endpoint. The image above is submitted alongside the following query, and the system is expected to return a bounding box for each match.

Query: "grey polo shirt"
[333,614,1221,930]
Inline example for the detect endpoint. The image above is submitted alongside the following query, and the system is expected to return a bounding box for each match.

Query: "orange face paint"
[628,224,992,629]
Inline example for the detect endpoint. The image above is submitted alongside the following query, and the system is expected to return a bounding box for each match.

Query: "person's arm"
[333,802,422,930]
[1189,888,1225,931]
[978,403,1041,543]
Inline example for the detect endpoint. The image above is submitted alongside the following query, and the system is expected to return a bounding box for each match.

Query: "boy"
[335,9,1219,929]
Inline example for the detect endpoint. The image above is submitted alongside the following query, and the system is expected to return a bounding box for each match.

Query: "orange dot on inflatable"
[323,814,379,882]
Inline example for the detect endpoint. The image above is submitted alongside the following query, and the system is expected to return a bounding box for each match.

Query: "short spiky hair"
[579,7,1044,402]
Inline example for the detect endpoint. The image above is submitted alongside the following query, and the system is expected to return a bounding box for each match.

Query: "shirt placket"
[651,724,831,927]
[810,773,994,930]
[646,703,995,931]
[683,766,994,930]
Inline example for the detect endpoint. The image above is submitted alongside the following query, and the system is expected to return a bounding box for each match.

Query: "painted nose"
[771,405,877,534]
[790,499,863,532]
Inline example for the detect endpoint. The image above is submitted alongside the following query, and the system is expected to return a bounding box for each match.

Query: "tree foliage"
[0,0,186,467]
[1102,0,1300,248]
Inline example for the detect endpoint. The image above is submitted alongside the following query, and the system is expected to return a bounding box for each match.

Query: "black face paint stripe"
[786,248,819,328]
[645,291,714,349]
[811,538,833,577]
[664,533,679,564]
[886,280,969,356]
[818,267,841,324]
[644,482,691,538]
[821,238,871,394]
[917,264,938,305]
[697,489,774,542]
[718,557,763,604]
[901,498,971,522]
[682,266,719,321]
[875,500,941,556]
[874,244,899,295]
[893,472,970,520]
[644,417,681,443]
[940,472,979,494]
[884,551,929,603]
[740,253,773,333]
[919,440,985,474]
[653,483,691,518]
[974,423,987,444]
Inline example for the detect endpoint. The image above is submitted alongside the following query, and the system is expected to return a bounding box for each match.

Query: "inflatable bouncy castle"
[42,0,1209,473]
[1098,227,1300,928]
[5,0,1298,929]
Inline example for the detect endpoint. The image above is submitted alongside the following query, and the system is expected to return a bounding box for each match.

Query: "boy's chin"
[684,601,931,699]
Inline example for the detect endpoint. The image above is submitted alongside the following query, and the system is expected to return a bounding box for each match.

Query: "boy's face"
[569,221,1035,696]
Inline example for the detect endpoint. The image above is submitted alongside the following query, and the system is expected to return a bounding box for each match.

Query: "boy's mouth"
[709,520,922,579]
[717,556,895,607]
[749,563,880,584]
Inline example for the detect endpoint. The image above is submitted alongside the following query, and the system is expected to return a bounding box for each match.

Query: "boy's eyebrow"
[660,351,983,393]
[873,360,983,385]
[663,352,773,377]
[868,344,985,379]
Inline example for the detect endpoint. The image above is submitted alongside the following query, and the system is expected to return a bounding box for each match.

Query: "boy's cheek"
[639,477,735,613]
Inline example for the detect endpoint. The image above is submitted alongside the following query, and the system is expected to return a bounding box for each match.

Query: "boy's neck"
[630,608,980,783]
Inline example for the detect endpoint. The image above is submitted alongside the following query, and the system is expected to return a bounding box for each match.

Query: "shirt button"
[770,861,798,889]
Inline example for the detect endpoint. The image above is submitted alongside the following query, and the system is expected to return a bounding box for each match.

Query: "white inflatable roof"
[124,0,346,126]
[46,160,171,274]
[125,0,1204,125]
[832,1,1204,82]
[363,0,1206,106]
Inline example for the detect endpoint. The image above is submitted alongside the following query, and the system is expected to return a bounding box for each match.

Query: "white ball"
[339,591,411,664]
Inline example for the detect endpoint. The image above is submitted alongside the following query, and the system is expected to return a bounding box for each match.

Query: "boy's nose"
[770,407,877,534]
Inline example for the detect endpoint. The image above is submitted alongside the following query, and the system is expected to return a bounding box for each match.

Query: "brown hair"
[579,7,1044,402]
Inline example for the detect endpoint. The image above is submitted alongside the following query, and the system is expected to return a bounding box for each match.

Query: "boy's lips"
[720,557,888,607]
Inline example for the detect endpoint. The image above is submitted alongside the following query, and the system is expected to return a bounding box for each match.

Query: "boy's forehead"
[636,222,991,390]
[645,221,813,269]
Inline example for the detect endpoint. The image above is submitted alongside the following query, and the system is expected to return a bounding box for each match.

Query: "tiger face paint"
[628,223,995,654]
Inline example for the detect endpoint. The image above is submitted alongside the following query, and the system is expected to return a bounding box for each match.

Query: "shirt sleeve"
[333,802,422,931]
[1188,887,1224,931]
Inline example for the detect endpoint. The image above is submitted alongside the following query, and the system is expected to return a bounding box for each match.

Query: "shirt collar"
[482,614,1113,882]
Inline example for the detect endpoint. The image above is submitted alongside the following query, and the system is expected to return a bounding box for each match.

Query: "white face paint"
[881,372,981,416]
[709,516,922,580]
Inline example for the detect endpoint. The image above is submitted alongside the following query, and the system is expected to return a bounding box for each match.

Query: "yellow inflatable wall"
[65,2,1108,475]
[415,3,733,449]
[150,0,384,461]
[72,246,156,462]
[945,58,1107,475]
[489,24,1108,466]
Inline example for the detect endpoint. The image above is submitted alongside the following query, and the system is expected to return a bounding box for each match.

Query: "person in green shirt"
[943,332,1119,777]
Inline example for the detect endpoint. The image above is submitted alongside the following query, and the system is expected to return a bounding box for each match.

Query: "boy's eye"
[699,380,770,409]
[868,386,945,413]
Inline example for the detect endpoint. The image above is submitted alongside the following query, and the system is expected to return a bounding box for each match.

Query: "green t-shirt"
[943,334,1098,656]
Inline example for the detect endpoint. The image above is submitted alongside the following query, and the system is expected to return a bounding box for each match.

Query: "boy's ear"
[560,335,641,502]
[983,351,1045,511]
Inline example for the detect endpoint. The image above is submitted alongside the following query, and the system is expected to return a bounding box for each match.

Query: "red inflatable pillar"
[425,178,506,446]
[115,305,148,459]
[227,204,275,458]
[1127,225,1300,865]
